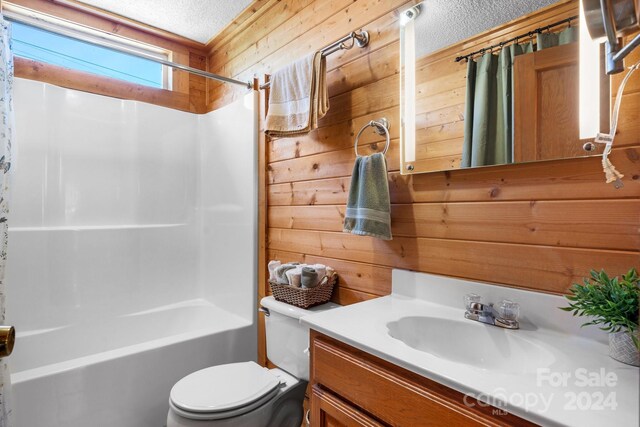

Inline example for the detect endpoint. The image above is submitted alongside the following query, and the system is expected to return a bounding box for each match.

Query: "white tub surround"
[301,270,640,427]
[7,79,258,427]
[13,301,254,427]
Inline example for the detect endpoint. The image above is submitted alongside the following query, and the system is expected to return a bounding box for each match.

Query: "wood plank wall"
[206,0,640,366]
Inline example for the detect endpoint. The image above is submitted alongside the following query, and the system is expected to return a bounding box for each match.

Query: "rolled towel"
[275,263,299,285]
[313,264,326,281]
[286,267,302,288]
[268,260,281,281]
[301,267,319,289]
[326,266,335,278]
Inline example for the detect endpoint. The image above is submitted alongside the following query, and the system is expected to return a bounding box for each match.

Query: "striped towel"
[265,51,328,137]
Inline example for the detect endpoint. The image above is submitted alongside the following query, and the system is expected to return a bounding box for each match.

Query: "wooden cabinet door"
[310,385,386,427]
[310,331,537,427]
[513,42,580,162]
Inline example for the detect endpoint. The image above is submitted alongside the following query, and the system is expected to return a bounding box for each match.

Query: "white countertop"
[300,270,640,427]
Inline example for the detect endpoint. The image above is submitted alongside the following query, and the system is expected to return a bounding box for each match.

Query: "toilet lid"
[170,362,282,415]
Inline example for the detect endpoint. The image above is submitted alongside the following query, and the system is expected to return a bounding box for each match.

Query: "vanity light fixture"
[399,5,421,170]
[579,0,601,140]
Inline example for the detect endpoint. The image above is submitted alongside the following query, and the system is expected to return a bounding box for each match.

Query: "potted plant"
[561,268,639,366]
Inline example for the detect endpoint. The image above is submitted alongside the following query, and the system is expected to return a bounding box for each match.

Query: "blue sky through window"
[11,21,164,88]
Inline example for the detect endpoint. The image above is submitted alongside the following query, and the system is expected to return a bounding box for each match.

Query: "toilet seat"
[169,361,282,421]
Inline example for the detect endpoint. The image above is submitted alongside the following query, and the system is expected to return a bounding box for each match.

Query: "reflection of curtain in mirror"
[461,27,577,168]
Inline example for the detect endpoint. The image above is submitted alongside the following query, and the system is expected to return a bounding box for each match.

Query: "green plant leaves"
[561,268,640,350]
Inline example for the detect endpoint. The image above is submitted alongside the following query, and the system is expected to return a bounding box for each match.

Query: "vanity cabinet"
[311,386,385,427]
[309,330,536,427]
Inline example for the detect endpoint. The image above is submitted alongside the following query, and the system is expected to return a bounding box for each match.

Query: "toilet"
[167,296,340,426]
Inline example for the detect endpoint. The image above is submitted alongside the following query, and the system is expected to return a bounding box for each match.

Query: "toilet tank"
[260,296,340,381]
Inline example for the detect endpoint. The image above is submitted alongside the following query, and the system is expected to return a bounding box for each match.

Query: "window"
[6,6,170,89]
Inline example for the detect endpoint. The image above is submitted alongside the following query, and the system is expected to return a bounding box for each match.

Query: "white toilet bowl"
[167,297,339,426]
[167,362,306,427]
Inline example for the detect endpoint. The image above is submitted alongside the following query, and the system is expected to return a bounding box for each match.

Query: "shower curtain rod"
[454,15,578,62]
[3,13,253,89]
[259,30,370,89]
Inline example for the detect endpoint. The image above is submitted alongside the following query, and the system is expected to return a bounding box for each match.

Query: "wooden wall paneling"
[206,0,357,107]
[208,0,640,371]
[607,31,640,147]
[320,73,400,126]
[268,105,401,162]
[188,53,207,113]
[263,5,412,163]
[268,147,640,206]
[268,200,640,251]
[207,0,314,59]
[171,51,191,94]
[206,0,414,111]
[267,228,637,294]
[267,140,400,184]
[326,40,399,98]
[614,92,640,146]
[205,0,280,53]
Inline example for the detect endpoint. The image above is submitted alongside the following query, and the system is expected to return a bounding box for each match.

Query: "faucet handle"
[464,293,481,311]
[497,300,519,321]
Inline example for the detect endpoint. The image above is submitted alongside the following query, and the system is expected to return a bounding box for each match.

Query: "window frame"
[4,3,172,89]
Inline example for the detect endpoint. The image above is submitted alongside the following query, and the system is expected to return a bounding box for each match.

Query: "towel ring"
[354,118,390,156]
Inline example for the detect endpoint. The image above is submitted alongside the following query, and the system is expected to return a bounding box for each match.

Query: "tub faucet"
[463,294,520,329]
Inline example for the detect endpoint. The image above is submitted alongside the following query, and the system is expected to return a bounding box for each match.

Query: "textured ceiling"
[414,0,558,57]
[76,0,254,43]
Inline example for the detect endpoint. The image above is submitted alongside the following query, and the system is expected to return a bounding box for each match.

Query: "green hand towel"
[343,152,392,240]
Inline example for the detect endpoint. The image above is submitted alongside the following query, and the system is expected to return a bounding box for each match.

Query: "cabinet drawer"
[311,385,386,427]
[310,331,534,427]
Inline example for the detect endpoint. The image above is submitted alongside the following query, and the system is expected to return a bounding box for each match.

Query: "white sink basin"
[302,270,639,427]
[387,316,556,374]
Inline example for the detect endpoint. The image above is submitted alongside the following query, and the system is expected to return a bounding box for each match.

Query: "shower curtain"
[461,27,577,168]
[0,16,14,427]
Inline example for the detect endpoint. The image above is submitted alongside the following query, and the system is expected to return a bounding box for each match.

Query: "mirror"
[399,0,610,175]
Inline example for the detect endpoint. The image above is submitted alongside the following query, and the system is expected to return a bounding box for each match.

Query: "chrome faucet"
[464,294,520,329]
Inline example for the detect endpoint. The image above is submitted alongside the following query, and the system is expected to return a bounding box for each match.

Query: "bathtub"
[8,80,259,426]
[10,299,256,427]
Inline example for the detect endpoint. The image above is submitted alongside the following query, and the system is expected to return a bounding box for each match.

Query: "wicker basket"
[269,273,337,309]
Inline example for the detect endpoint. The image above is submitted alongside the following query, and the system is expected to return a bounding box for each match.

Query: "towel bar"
[354,118,390,157]
[259,30,369,90]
